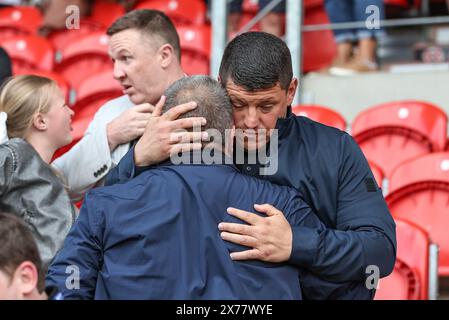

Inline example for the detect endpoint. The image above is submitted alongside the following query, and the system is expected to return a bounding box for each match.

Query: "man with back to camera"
[47,76,374,299]
[106,32,397,299]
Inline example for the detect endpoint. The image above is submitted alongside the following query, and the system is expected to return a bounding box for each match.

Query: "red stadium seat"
[0,6,42,38]
[0,35,54,73]
[386,152,449,276]
[303,4,336,72]
[47,22,106,53]
[375,260,421,300]
[242,0,259,13]
[54,70,122,159]
[375,219,432,300]
[15,69,71,102]
[368,161,384,187]
[88,0,125,28]
[72,70,122,141]
[292,104,346,131]
[304,0,324,9]
[54,31,112,89]
[351,101,447,178]
[177,24,211,75]
[135,0,206,26]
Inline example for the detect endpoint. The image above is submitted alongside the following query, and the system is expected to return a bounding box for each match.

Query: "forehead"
[225,79,285,102]
[108,29,156,55]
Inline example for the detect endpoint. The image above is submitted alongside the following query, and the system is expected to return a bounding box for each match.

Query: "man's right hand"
[134,96,208,167]
[106,103,154,151]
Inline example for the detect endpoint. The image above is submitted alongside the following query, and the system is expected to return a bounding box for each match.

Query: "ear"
[286,78,298,106]
[31,113,48,132]
[13,261,39,298]
[159,44,176,68]
[217,75,221,83]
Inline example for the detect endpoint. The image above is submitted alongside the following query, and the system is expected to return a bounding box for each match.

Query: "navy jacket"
[106,111,397,283]
[47,159,369,299]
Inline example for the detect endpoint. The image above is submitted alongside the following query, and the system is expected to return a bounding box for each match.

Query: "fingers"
[220,232,258,248]
[253,204,282,217]
[133,103,155,113]
[163,101,199,121]
[152,95,166,117]
[226,207,263,225]
[218,222,254,236]
[229,249,261,261]
[169,131,209,144]
[170,117,206,130]
[169,142,203,156]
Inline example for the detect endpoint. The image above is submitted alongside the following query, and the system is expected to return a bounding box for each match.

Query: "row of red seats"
[0,1,338,74]
[296,103,449,298]
[294,100,449,181]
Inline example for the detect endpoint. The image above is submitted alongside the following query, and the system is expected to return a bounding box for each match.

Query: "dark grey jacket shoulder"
[0,138,76,267]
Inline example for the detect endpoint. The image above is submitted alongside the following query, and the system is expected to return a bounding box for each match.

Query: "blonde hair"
[0,75,59,139]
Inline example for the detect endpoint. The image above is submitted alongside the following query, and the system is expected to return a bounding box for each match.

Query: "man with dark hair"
[0,47,12,86]
[0,212,61,300]
[107,32,396,299]
[48,75,346,299]
[52,9,203,199]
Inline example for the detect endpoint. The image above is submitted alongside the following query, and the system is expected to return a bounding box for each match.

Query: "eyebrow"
[110,48,131,57]
[229,96,247,104]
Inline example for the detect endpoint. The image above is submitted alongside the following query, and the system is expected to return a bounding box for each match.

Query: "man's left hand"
[218,204,293,263]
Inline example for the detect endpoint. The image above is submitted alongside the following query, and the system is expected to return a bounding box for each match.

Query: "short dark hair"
[106,9,181,61]
[164,75,233,146]
[0,212,45,293]
[219,32,293,91]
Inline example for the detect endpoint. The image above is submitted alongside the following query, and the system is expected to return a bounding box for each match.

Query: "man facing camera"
[47,76,370,299]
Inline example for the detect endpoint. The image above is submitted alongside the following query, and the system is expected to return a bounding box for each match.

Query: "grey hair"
[164,75,233,146]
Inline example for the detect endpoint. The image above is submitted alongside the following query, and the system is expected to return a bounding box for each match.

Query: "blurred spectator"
[205,0,285,37]
[0,75,76,267]
[0,47,12,86]
[0,212,62,300]
[37,0,93,35]
[324,0,386,75]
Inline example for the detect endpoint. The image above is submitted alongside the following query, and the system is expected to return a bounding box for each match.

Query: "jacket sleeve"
[104,144,151,186]
[0,146,13,197]
[51,104,115,199]
[46,193,104,299]
[283,194,372,300]
[288,133,397,282]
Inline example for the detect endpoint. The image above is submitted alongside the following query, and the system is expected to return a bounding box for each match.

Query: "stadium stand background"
[2,0,449,300]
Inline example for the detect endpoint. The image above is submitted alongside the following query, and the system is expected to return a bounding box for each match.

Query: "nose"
[244,106,259,129]
[113,61,126,81]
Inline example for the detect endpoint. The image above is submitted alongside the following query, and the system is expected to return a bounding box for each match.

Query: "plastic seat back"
[177,24,210,75]
[0,6,42,38]
[0,35,54,73]
[54,31,112,88]
[375,219,430,299]
[135,0,206,26]
[351,101,447,178]
[292,104,346,131]
[386,152,449,276]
